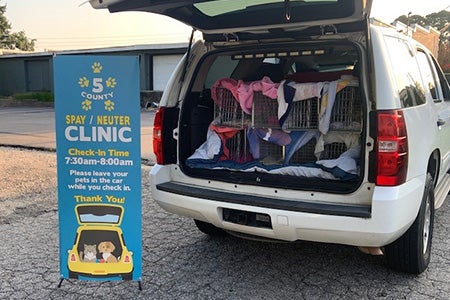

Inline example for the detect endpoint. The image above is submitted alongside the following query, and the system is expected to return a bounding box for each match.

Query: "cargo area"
[178,42,366,192]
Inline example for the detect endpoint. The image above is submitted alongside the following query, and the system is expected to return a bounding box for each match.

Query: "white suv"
[92,0,450,274]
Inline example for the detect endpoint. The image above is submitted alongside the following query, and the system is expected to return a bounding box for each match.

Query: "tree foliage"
[396,14,427,27]
[395,10,450,33]
[0,4,35,51]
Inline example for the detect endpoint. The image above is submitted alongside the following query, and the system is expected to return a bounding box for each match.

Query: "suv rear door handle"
[437,119,446,126]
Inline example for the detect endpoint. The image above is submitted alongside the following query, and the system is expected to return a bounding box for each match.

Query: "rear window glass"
[200,44,359,89]
[76,205,122,224]
[205,56,239,88]
[384,36,426,107]
[194,0,339,17]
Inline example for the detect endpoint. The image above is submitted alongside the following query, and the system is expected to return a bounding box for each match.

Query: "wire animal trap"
[258,139,284,165]
[252,92,280,128]
[252,94,320,130]
[213,87,249,128]
[225,129,250,162]
[329,85,362,131]
[285,97,320,130]
[289,138,317,164]
[320,142,347,160]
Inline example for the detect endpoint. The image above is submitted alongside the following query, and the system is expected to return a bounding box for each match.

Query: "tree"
[426,10,450,31]
[0,3,35,51]
[396,14,427,27]
[395,10,450,35]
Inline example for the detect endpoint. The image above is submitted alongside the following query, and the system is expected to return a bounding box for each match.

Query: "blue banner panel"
[54,56,141,281]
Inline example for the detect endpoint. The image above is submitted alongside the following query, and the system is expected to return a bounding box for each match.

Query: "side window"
[430,55,450,101]
[384,36,426,107]
[416,50,439,101]
[204,56,238,88]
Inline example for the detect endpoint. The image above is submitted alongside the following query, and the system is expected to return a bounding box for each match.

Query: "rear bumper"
[150,165,424,247]
[67,261,133,276]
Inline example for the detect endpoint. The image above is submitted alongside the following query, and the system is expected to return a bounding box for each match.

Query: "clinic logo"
[78,62,117,112]
[92,62,103,73]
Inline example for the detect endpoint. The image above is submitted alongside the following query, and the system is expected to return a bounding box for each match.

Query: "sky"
[3,0,450,52]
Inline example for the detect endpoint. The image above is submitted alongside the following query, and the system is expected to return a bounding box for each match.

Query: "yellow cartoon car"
[67,204,133,280]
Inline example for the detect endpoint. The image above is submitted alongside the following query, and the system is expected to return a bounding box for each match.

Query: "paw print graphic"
[106,77,117,88]
[81,99,92,111]
[78,77,89,88]
[92,62,103,74]
[105,100,115,111]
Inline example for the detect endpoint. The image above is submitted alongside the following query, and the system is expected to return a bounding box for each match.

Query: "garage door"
[153,55,183,91]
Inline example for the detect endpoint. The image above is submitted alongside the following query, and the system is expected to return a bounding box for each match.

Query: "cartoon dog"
[98,241,118,263]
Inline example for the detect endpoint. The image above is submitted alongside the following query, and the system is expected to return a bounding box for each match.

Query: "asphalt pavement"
[0,107,156,164]
[1,106,450,299]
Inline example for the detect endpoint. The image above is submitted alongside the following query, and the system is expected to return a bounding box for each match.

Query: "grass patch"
[12,91,54,102]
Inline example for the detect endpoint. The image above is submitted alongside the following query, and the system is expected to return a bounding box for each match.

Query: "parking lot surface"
[1,146,450,299]
[0,107,155,164]
[1,105,450,299]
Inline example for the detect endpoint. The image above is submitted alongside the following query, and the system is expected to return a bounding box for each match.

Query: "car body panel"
[150,164,425,246]
[89,0,372,36]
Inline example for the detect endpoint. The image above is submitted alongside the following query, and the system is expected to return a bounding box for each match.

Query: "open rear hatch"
[90,0,372,40]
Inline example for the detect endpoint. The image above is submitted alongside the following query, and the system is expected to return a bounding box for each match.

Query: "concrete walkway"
[0,107,156,164]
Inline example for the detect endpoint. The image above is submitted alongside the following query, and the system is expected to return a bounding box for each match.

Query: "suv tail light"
[376,110,408,186]
[153,107,165,164]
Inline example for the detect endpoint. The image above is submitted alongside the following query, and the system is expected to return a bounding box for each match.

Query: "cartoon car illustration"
[67,204,133,280]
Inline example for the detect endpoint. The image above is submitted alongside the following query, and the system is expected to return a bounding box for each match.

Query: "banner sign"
[54,55,142,281]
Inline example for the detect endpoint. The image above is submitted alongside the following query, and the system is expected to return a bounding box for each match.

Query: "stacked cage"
[289,138,317,164]
[251,92,285,164]
[212,81,362,166]
[213,88,249,128]
[251,83,362,165]
[329,83,362,132]
[213,87,251,162]
[285,97,320,130]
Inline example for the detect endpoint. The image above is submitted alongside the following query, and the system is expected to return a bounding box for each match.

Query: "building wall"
[0,45,186,96]
[0,59,26,95]
[412,27,440,58]
[25,58,52,91]
[386,20,441,59]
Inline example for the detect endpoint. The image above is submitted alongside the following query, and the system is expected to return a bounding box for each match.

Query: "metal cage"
[252,93,281,128]
[258,139,284,165]
[320,142,348,160]
[225,129,250,162]
[289,138,317,164]
[329,85,362,131]
[213,87,249,128]
[285,97,320,130]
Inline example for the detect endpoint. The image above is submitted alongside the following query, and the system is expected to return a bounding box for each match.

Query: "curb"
[0,99,54,108]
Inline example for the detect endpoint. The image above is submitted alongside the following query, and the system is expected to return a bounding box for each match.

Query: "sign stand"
[54,56,142,289]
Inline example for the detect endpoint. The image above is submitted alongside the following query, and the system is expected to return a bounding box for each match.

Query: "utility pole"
[406,12,412,36]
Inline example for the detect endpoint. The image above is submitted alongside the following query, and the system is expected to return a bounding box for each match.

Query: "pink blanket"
[212,76,279,114]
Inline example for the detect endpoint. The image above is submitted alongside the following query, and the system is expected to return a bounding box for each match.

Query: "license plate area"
[222,208,272,229]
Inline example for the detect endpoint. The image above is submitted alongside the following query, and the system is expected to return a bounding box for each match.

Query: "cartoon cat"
[98,241,118,263]
[79,244,97,262]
